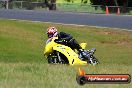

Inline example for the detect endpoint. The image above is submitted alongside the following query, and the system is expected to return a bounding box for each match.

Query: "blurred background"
[0,0,132,15]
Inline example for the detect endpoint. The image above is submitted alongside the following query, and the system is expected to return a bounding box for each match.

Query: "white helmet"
[47,26,58,38]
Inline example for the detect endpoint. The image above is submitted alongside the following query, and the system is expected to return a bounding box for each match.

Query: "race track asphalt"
[0,9,132,30]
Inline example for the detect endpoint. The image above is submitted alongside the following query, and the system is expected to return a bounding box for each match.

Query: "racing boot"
[78,49,91,61]
[79,48,97,64]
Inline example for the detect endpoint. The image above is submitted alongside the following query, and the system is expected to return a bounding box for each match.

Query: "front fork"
[56,52,63,63]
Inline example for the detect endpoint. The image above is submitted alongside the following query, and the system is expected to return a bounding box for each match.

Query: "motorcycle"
[44,37,99,65]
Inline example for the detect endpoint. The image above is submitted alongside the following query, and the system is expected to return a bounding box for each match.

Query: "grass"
[56,3,105,13]
[56,0,91,4]
[0,19,132,88]
[56,0,104,14]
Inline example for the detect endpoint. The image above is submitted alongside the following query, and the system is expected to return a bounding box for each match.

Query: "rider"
[46,26,90,61]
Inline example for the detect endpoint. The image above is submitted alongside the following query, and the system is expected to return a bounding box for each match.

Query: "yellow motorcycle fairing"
[53,45,87,65]
[44,37,87,65]
[44,37,58,56]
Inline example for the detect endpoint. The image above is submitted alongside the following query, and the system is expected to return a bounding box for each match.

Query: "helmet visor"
[47,32,54,38]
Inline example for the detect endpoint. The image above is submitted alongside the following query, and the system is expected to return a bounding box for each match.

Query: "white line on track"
[3,18,132,32]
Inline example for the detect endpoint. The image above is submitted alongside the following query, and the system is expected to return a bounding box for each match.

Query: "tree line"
[1,0,132,11]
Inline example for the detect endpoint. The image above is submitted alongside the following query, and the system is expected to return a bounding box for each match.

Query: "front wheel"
[47,52,69,64]
[47,54,58,64]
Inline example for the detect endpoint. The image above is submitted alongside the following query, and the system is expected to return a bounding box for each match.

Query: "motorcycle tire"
[47,52,69,64]
[47,54,58,64]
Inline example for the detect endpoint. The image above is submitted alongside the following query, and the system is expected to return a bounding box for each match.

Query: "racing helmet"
[47,26,58,38]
